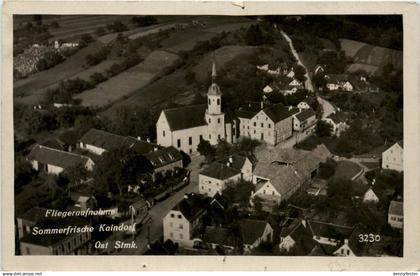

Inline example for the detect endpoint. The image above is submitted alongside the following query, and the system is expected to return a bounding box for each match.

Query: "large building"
[156,62,237,153]
[382,140,403,172]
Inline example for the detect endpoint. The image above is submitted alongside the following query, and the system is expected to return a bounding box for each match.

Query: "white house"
[27,145,94,175]
[297,101,311,110]
[325,74,354,92]
[323,111,349,137]
[279,218,316,254]
[144,146,183,174]
[263,85,274,94]
[217,155,253,182]
[292,108,317,132]
[382,140,403,172]
[156,62,237,154]
[286,69,295,78]
[163,193,209,248]
[198,162,242,197]
[388,200,403,229]
[362,187,380,203]
[239,219,273,251]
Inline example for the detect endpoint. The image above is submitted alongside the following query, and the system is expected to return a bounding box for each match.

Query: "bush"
[89,72,107,86]
[319,158,337,179]
[106,21,128,33]
[131,16,158,27]
[315,120,332,137]
[85,47,109,66]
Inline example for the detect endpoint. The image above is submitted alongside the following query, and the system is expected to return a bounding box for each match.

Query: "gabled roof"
[172,193,209,222]
[255,165,304,196]
[17,207,48,223]
[308,220,354,241]
[389,200,403,216]
[346,225,369,256]
[144,146,182,169]
[57,130,79,145]
[281,219,317,255]
[326,111,348,124]
[262,104,296,123]
[200,162,241,180]
[239,219,270,245]
[79,129,127,150]
[295,108,316,122]
[203,226,237,247]
[217,155,249,171]
[163,104,208,131]
[325,74,351,84]
[235,102,264,119]
[122,136,160,154]
[27,145,92,169]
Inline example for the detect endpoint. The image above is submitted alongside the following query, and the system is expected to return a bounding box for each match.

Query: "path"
[280,30,336,118]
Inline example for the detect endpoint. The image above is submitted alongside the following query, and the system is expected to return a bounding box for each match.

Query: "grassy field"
[340,38,403,74]
[74,50,180,107]
[334,160,363,180]
[14,41,106,105]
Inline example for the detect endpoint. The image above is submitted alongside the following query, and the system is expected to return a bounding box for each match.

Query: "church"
[156,61,238,154]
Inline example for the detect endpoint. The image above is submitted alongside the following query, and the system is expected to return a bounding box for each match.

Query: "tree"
[106,21,128,33]
[14,157,38,194]
[327,177,353,203]
[89,72,107,86]
[62,163,89,186]
[245,25,264,46]
[131,16,158,27]
[315,120,332,137]
[319,158,337,179]
[294,65,306,83]
[197,139,215,160]
[293,38,305,52]
[95,27,106,36]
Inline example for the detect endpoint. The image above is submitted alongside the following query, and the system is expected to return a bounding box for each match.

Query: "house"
[388,200,403,229]
[70,193,97,211]
[286,68,295,78]
[252,145,331,207]
[239,219,273,251]
[323,111,349,137]
[333,226,368,257]
[308,220,354,248]
[292,108,317,132]
[163,193,209,248]
[362,186,380,203]
[144,146,183,174]
[382,140,403,172]
[19,217,91,255]
[198,162,242,197]
[156,62,238,154]
[279,218,316,255]
[27,145,95,175]
[263,85,274,94]
[297,96,317,110]
[314,64,325,75]
[79,129,159,156]
[236,102,296,146]
[325,74,354,91]
[202,226,237,252]
[16,207,48,240]
[217,154,253,182]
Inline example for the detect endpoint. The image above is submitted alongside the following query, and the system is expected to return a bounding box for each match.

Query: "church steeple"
[212,58,217,83]
[208,56,221,96]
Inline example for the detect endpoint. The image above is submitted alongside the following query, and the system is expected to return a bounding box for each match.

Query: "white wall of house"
[297,102,310,109]
[155,160,183,174]
[163,210,193,248]
[323,118,348,137]
[279,235,295,251]
[79,143,106,155]
[240,158,253,182]
[363,189,379,203]
[382,143,403,172]
[334,242,355,256]
[251,181,282,204]
[170,125,209,154]
[198,173,241,197]
[47,164,64,175]
[388,214,403,229]
[156,112,173,148]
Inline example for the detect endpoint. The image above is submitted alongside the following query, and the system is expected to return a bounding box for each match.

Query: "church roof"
[163,104,207,131]
[208,83,222,96]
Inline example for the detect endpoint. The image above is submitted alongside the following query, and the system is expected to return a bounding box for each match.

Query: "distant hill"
[340,39,402,75]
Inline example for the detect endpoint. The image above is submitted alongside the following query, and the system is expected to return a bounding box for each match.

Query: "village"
[13,15,403,256]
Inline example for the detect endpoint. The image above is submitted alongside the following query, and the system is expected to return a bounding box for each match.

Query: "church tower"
[205,59,225,145]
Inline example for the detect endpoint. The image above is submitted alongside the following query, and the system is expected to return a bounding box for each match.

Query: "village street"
[280,29,336,118]
[115,155,203,255]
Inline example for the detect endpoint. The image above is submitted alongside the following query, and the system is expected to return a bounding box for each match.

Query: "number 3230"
[358,234,381,242]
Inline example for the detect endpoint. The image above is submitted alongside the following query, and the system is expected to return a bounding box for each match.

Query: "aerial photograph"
[13,14,403,256]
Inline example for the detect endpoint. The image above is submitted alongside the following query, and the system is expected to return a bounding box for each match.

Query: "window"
[179,233,183,239]
[217,99,220,105]
[254,130,256,134]
[201,185,204,190]
[261,123,264,127]
[177,215,182,219]
[263,190,266,194]
[170,232,174,238]
[209,134,211,139]
[208,99,211,105]
[200,135,203,141]
[218,134,221,140]
[189,149,192,154]
[163,130,165,137]
[268,124,271,128]
[346,249,350,255]
[179,224,183,229]
[217,118,220,123]
[272,191,275,195]
[177,139,181,148]
[26,248,30,254]
[254,122,256,127]
[209,118,211,123]
[189,137,192,145]
[170,214,174,218]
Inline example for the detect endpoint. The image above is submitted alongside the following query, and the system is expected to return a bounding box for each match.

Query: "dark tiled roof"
[239,219,270,245]
[326,74,351,84]
[20,217,90,247]
[200,162,241,180]
[281,219,316,255]
[163,104,207,131]
[40,139,64,150]
[295,108,316,122]
[327,111,348,124]
[123,136,160,155]
[27,145,91,169]
[263,104,295,123]
[203,226,237,247]
[308,220,354,241]
[389,200,403,216]
[172,193,209,222]
[144,146,182,169]
[347,225,369,256]
[235,102,264,119]
[217,155,248,171]
[57,130,79,145]
[17,207,48,223]
[79,129,126,151]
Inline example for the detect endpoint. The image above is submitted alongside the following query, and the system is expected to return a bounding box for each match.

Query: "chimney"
[154,147,158,151]
[229,156,233,164]
[226,162,230,167]
[288,106,293,111]
[261,101,264,109]
[184,194,189,199]
[146,138,151,143]
[137,136,141,141]
[344,239,349,245]
[302,219,306,228]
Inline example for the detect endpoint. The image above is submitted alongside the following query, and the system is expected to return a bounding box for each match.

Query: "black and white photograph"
[12,13,405,258]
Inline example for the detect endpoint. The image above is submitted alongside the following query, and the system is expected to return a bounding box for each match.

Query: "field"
[192,45,257,82]
[340,39,403,74]
[334,160,363,180]
[74,50,180,107]
[14,41,106,105]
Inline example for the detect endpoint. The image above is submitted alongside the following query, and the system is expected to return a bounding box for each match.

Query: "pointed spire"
[211,54,217,83]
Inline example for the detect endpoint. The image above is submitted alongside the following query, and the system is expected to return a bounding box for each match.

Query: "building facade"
[382,141,403,172]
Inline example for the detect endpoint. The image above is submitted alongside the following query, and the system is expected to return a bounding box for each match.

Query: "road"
[280,30,336,118]
[114,155,204,255]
